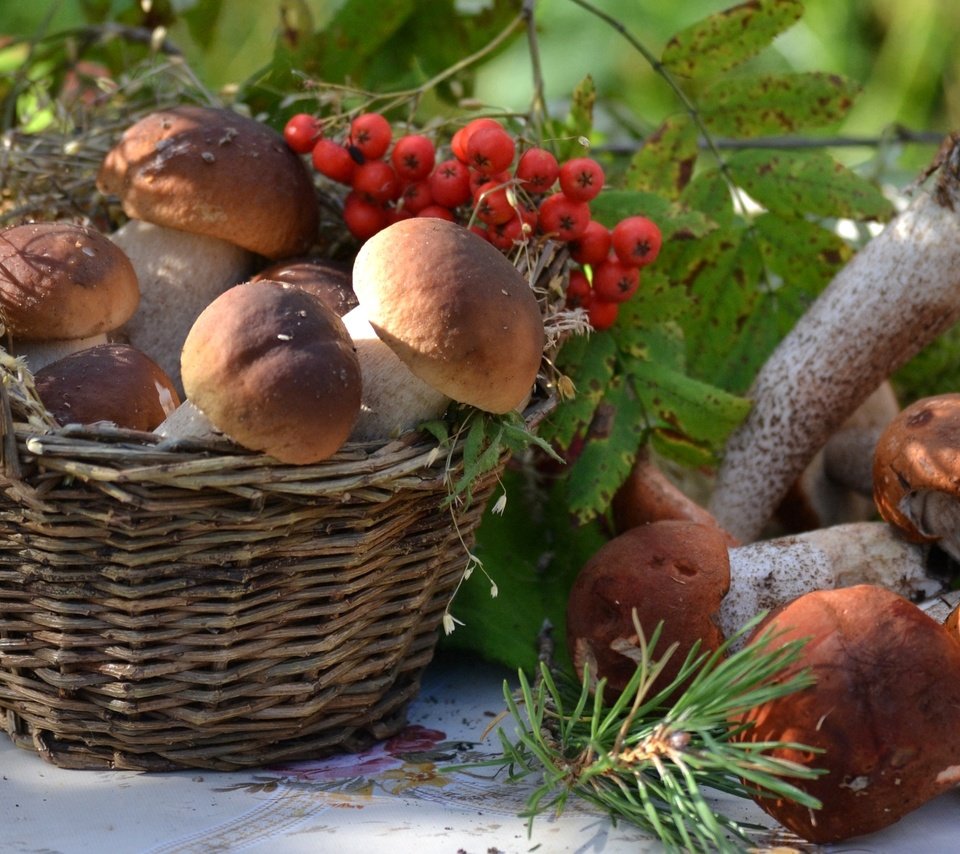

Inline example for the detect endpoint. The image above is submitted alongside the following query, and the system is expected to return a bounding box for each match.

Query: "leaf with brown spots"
[699,72,862,137]
[625,116,700,198]
[727,149,895,220]
[661,0,804,80]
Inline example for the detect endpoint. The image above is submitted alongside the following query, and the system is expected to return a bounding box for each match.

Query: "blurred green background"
[4,0,957,169]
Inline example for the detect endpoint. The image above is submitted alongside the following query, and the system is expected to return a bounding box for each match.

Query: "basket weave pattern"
[0,348,555,771]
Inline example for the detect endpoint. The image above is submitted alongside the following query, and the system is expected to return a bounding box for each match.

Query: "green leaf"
[753,211,853,294]
[680,167,736,226]
[551,74,597,162]
[699,72,861,137]
[541,332,617,450]
[727,149,895,220]
[661,0,804,80]
[564,374,649,524]
[590,190,716,242]
[625,115,700,198]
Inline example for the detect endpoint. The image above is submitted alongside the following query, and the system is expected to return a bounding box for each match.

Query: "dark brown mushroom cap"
[180,280,361,464]
[734,584,960,844]
[351,217,545,414]
[872,393,960,544]
[0,221,139,340]
[96,105,319,259]
[34,343,180,431]
[251,256,356,317]
[565,520,731,698]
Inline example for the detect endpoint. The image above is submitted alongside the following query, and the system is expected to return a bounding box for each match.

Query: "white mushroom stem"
[341,304,450,442]
[709,140,960,543]
[108,220,254,396]
[719,521,943,646]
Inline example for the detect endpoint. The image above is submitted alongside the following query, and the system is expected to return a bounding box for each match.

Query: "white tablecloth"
[2,656,958,853]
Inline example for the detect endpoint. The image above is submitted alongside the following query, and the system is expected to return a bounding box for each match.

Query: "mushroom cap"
[735,584,960,843]
[251,256,356,317]
[97,105,319,259]
[351,218,545,414]
[872,393,960,545]
[565,520,731,698]
[0,221,139,340]
[181,280,361,464]
[34,343,180,431]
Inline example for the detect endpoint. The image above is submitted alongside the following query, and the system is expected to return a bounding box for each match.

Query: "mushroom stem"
[709,139,960,543]
[109,219,254,396]
[720,521,943,645]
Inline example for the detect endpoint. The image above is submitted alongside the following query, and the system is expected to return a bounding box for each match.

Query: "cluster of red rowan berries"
[283,111,662,330]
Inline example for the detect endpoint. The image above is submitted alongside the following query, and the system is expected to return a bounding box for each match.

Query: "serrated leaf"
[699,72,861,137]
[625,115,700,198]
[753,212,853,293]
[619,270,697,332]
[564,375,649,524]
[661,0,804,80]
[680,167,736,225]
[728,149,895,221]
[541,332,617,449]
[590,190,716,242]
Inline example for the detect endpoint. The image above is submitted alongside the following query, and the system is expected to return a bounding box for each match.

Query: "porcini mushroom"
[179,280,361,464]
[34,342,180,431]
[873,392,960,562]
[251,256,357,318]
[97,104,320,392]
[566,520,732,698]
[0,221,139,371]
[709,138,960,543]
[734,584,960,843]
[348,217,545,439]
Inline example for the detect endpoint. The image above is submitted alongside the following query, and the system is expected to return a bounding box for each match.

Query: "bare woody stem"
[709,136,960,543]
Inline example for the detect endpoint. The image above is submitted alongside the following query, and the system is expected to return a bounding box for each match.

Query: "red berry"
[559,156,605,202]
[351,159,400,203]
[487,217,525,251]
[391,134,436,182]
[466,126,516,176]
[343,192,387,240]
[515,147,559,193]
[588,297,620,331]
[473,185,515,226]
[565,269,592,309]
[283,113,322,154]
[611,216,663,267]
[569,219,612,267]
[312,138,356,184]
[385,206,413,224]
[349,112,392,161]
[451,117,504,163]
[592,256,640,303]
[538,192,591,241]
[417,204,456,221]
[399,180,433,214]
[428,159,471,209]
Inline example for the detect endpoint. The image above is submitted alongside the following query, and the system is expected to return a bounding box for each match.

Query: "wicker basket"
[0,341,559,771]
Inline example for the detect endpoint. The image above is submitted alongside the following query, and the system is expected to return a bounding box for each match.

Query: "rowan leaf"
[727,149,895,220]
[624,115,700,198]
[699,72,861,137]
[661,0,804,80]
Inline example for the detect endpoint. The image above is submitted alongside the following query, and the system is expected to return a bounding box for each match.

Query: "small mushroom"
[873,392,960,562]
[709,138,960,543]
[734,584,960,843]
[34,342,180,431]
[349,217,545,439]
[97,105,320,393]
[566,520,731,698]
[178,280,361,464]
[0,221,139,371]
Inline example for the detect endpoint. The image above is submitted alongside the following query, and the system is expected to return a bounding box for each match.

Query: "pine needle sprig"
[482,615,824,853]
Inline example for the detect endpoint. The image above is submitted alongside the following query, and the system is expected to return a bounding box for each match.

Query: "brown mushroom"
[34,343,180,431]
[0,221,139,371]
[251,256,357,318]
[349,217,545,438]
[873,392,960,562]
[734,584,960,844]
[97,105,320,393]
[179,280,361,464]
[565,520,731,699]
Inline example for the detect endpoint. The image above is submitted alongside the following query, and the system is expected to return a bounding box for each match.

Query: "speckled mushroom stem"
[709,138,960,543]
[719,521,942,646]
